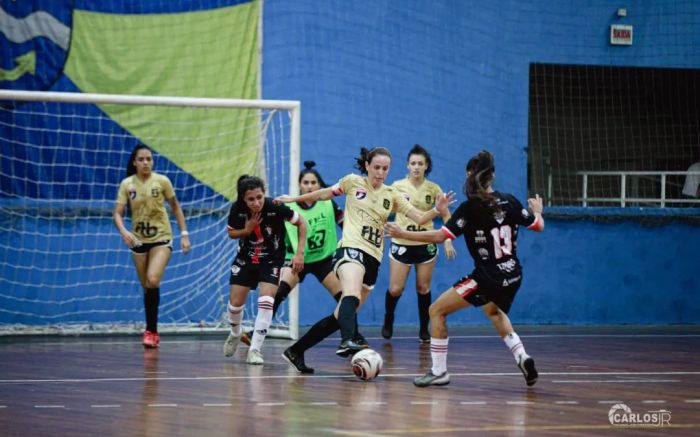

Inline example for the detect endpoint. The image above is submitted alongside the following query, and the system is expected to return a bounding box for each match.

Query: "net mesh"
[0,96,297,334]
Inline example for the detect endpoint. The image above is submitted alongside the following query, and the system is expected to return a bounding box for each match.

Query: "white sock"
[430,337,449,375]
[250,296,274,352]
[227,302,244,336]
[503,332,527,362]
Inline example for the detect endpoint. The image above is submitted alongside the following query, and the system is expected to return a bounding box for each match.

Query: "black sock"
[272,281,293,316]
[291,314,339,354]
[418,291,432,332]
[338,296,360,341]
[384,290,401,324]
[144,287,160,333]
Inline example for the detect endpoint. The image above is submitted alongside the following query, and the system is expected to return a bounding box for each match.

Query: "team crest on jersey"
[478,248,489,260]
[347,248,361,261]
[128,185,137,200]
[355,189,367,200]
[456,218,466,228]
[397,246,407,255]
[427,244,437,255]
[383,199,390,210]
[425,195,432,204]
[403,194,410,202]
[151,187,160,198]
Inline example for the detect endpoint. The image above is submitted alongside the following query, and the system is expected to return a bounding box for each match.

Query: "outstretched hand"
[383,222,403,238]
[528,194,543,214]
[436,191,457,214]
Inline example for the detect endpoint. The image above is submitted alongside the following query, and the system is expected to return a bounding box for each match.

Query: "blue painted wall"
[262,0,700,325]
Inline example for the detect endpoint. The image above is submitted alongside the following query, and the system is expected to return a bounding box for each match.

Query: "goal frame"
[0,89,302,339]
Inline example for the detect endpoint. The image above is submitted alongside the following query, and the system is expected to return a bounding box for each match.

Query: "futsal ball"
[351,348,383,381]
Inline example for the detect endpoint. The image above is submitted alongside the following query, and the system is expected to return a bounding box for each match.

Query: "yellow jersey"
[332,174,411,262]
[116,172,175,244]
[390,177,443,246]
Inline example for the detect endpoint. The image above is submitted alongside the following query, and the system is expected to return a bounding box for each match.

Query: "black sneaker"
[282,348,314,374]
[413,370,450,387]
[381,322,393,339]
[336,339,363,357]
[418,328,430,343]
[517,355,538,386]
[353,333,370,348]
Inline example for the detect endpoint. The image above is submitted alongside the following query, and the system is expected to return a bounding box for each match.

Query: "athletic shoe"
[381,321,393,339]
[353,333,370,348]
[223,332,240,357]
[418,328,430,344]
[282,348,314,374]
[413,370,450,387]
[240,331,252,347]
[152,332,161,347]
[246,349,264,365]
[336,339,363,357]
[142,330,157,348]
[517,355,538,386]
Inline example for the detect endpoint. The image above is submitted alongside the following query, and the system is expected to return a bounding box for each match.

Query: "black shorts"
[284,256,334,284]
[452,265,523,314]
[130,240,173,255]
[332,247,380,289]
[229,257,282,289]
[389,243,438,265]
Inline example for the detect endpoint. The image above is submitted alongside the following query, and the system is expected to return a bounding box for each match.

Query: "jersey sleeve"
[442,201,468,240]
[161,175,175,200]
[227,202,244,230]
[274,201,299,224]
[331,174,354,196]
[116,179,129,205]
[507,194,540,230]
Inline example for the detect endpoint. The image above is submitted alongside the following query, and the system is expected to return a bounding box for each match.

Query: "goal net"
[0,90,301,338]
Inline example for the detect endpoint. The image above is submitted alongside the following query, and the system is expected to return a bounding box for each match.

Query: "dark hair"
[126,144,152,177]
[299,160,329,188]
[236,174,266,209]
[354,147,392,174]
[465,150,500,213]
[407,144,432,175]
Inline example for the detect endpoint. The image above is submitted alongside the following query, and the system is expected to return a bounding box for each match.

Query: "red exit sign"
[610,24,633,45]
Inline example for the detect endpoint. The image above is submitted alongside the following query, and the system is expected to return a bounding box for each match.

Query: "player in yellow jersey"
[114,144,191,348]
[383,144,456,343]
[278,147,455,373]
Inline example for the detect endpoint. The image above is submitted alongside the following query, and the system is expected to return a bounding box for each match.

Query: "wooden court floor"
[1,325,699,436]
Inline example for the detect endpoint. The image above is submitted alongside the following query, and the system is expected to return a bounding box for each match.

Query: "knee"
[388,285,404,296]
[428,303,444,319]
[416,283,430,294]
[145,275,161,289]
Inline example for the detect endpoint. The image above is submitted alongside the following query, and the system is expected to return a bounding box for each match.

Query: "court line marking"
[321,423,700,435]
[554,401,579,404]
[34,405,65,408]
[8,332,700,346]
[91,404,121,408]
[148,403,177,407]
[307,402,337,406]
[202,403,232,407]
[358,401,387,405]
[597,400,624,404]
[410,401,438,405]
[642,400,667,403]
[460,401,487,405]
[506,401,534,405]
[256,402,285,406]
[684,399,700,403]
[553,379,680,383]
[1,371,698,384]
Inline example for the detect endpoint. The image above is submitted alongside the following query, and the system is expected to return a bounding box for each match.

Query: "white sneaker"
[223,332,240,357]
[246,349,264,365]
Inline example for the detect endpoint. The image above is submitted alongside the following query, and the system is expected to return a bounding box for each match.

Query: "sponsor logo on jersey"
[475,230,487,244]
[128,186,137,200]
[383,199,390,210]
[501,275,521,286]
[355,189,367,200]
[496,258,518,273]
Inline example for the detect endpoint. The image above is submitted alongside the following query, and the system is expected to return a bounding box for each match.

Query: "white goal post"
[0,89,301,339]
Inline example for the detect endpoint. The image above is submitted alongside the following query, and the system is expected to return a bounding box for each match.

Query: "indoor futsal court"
[2,1,700,436]
[1,325,699,436]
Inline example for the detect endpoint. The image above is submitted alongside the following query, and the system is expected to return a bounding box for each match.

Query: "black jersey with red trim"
[441,192,539,273]
[227,198,298,264]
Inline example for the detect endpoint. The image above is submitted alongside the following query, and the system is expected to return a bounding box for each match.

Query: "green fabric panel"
[65,3,260,200]
[284,201,338,263]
